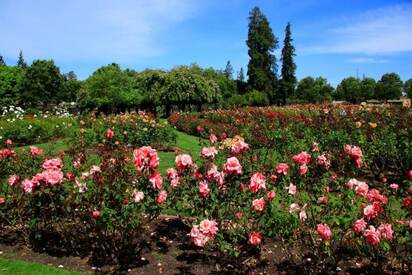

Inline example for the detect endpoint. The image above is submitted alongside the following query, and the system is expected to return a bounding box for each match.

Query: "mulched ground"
[1,217,410,274]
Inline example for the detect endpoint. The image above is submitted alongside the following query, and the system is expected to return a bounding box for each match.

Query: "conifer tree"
[224,60,234,79]
[17,50,27,68]
[237,67,245,82]
[280,22,296,105]
[0,54,5,66]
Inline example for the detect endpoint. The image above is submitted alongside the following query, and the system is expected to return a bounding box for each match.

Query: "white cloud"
[305,4,412,55]
[346,57,388,64]
[0,0,200,62]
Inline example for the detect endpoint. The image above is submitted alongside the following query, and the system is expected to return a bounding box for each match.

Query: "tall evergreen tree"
[17,50,27,68]
[237,67,245,82]
[0,54,5,66]
[280,22,296,105]
[224,60,233,79]
[246,6,278,102]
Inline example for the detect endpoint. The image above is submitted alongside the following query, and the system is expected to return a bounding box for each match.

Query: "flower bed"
[1,127,411,272]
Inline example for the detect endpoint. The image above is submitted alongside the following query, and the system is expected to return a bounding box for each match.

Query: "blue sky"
[1,0,411,85]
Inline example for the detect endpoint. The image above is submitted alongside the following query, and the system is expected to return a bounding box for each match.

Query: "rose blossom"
[364,226,381,246]
[167,168,178,179]
[200,147,218,159]
[106,129,114,139]
[317,196,329,204]
[235,211,243,220]
[252,198,266,212]
[42,169,64,186]
[249,231,262,246]
[231,140,249,154]
[8,175,19,186]
[176,154,193,170]
[276,163,289,175]
[317,224,332,240]
[267,191,276,200]
[286,183,297,195]
[389,184,399,191]
[354,181,369,197]
[149,171,163,190]
[292,151,311,165]
[133,146,159,174]
[199,219,218,236]
[22,178,35,193]
[0,197,5,205]
[363,205,378,219]
[249,172,266,192]
[352,218,367,233]
[29,146,44,156]
[299,204,308,222]
[408,170,412,180]
[377,224,393,240]
[366,189,387,204]
[42,158,63,170]
[156,190,167,204]
[223,157,242,175]
[199,181,210,197]
[132,190,144,203]
[298,164,308,176]
[209,134,217,145]
[92,210,101,219]
[317,154,331,169]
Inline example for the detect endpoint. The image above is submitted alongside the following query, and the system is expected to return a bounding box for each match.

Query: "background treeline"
[1,6,412,116]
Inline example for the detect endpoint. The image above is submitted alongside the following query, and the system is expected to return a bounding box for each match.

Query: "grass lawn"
[0,257,84,275]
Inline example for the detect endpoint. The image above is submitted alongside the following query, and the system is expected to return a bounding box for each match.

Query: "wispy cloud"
[346,57,388,64]
[0,0,200,62]
[304,4,412,55]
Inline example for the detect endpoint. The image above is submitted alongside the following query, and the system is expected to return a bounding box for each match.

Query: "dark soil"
[1,217,411,274]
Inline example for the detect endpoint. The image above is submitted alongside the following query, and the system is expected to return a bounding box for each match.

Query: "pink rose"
[22,178,35,193]
[132,190,144,203]
[176,154,193,170]
[363,205,378,219]
[298,164,308,176]
[0,197,5,205]
[42,158,63,170]
[366,189,387,204]
[389,184,399,191]
[317,196,329,204]
[267,191,276,200]
[231,141,249,154]
[364,226,381,246]
[199,219,218,236]
[352,218,367,234]
[270,174,278,182]
[286,183,297,195]
[92,210,101,219]
[249,172,266,192]
[249,231,262,246]
[317,154,331,169]
[292,151,311,165]
[149,171,163,190]
[43,169,64,186]
[198,181,210,197]
[377,224,393,240]
[235,211,243,220]
[408,170,412,180]
[354,181,369,197]
[8,175,19,187]
[223,157,242,175]
[299,208,307,222]
[29,146,44,156]
[156,190,167,204]
[166,168,178,180]
[5,139,13,146]
[106,129,114,139]
[276,163,289,175]
[252,198,266,212]
[317,224,332,240]
[200,147,218,159]
[209,134,217,145]
[133,146,159,174]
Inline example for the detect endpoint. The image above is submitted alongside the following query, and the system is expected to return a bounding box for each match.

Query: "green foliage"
[375,72,403,100]
[403,78,412,99]
[0,54,5,66]
[224,60,234,80]
[296,76,333,103]
[59,71,81,102]
[0,65,24,106]
[335,77,362,103]
[17,50,27,69]
[246,6,278,101]
[78,63,141,113]
[280,22,297,105]
[360,77,376,101]
[20,60,63,107]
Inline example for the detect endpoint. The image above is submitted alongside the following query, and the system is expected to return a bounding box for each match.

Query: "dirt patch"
[1,217,411,274]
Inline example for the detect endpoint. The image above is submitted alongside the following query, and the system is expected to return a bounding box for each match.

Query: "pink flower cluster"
[30,146,44,156]
[166,168,180,189]
[0,149,16,158]
[189,219,218,247]
[200,147,218,159]
[223,157,242,175]
[292,151,311,176]
[231,140,249,154]
[133,146,159,174]
[249,231,262,246]
[317,224,332,240]
[249,172,266,192]
[363,224,393,246]
[176,154,193,170]
[276,163,289,175]
[344,145,363,168]
[21,158,64,193]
